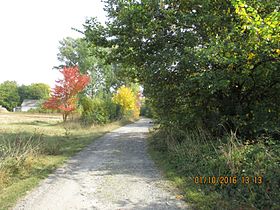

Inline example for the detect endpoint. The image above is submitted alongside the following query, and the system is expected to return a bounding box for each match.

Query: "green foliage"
[18,83,50,103]
[81,97,108,125]
[140,98,154,118]
[0,81,20,111]
[0,81,50,111]
[103,95,121,120]
[149,128,280,209]
[83,0,280,138]
[80,96,120,125]
[57,37,93,73]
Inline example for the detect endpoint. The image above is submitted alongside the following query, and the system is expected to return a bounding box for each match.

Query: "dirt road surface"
[14,118,189,210]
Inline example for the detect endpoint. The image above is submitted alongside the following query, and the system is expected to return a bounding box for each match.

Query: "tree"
[57,37,94,73]
[0,81,20,111]
[43,66,90,121]
[18,83,50,103]
[56,37,118,97]
[112,86,140,118]
[83,0,280,137]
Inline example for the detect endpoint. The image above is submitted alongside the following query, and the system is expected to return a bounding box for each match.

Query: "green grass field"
[0,113,129,210]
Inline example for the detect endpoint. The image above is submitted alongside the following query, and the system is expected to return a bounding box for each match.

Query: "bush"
[80,96,120,125]
[103,96,121,120]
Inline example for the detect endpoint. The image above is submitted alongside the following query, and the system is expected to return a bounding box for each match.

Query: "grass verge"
[0,113,132,210]
[148,127,280,210]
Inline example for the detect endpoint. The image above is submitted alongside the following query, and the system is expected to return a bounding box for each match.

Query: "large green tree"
[18,83,50,103]
[0,81,20,111]
[83,0,280,137]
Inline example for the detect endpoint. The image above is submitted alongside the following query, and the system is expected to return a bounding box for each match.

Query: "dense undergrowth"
[149,127,280,210]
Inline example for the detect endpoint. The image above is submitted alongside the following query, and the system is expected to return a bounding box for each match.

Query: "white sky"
[0,0,107,88]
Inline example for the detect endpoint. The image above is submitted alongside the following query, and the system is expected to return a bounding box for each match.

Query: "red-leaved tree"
[44,66,90,121]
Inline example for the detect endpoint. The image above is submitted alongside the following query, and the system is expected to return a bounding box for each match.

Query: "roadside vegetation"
[148,127,279,209]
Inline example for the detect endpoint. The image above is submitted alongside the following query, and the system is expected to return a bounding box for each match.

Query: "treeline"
[78,0,279,209]
[0,81,50,111]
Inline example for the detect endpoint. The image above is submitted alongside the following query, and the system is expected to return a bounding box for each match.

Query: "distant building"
[20,99,40,112]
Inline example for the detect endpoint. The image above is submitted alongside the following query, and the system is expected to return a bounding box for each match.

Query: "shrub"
[81,96,119,125]
[103,96,121,120]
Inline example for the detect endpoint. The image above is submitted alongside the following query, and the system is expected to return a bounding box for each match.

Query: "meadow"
[0,113,128,209]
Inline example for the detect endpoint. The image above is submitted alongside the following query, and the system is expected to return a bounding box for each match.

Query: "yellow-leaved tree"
[112,86,140,119]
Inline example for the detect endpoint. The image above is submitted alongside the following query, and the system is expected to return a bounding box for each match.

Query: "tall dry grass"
[0,132,43,186]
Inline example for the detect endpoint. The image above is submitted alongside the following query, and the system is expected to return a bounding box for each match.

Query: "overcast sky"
[0,0,107,87]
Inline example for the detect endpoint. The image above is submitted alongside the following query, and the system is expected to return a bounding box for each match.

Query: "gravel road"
[13,118,189,210]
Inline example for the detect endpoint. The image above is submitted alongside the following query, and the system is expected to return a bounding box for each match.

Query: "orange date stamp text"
[194,176,263,185]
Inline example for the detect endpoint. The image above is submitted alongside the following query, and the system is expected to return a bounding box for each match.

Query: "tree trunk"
[62,113,68,122]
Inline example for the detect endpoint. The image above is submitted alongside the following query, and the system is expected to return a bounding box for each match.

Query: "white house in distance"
[20,99,40,112]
